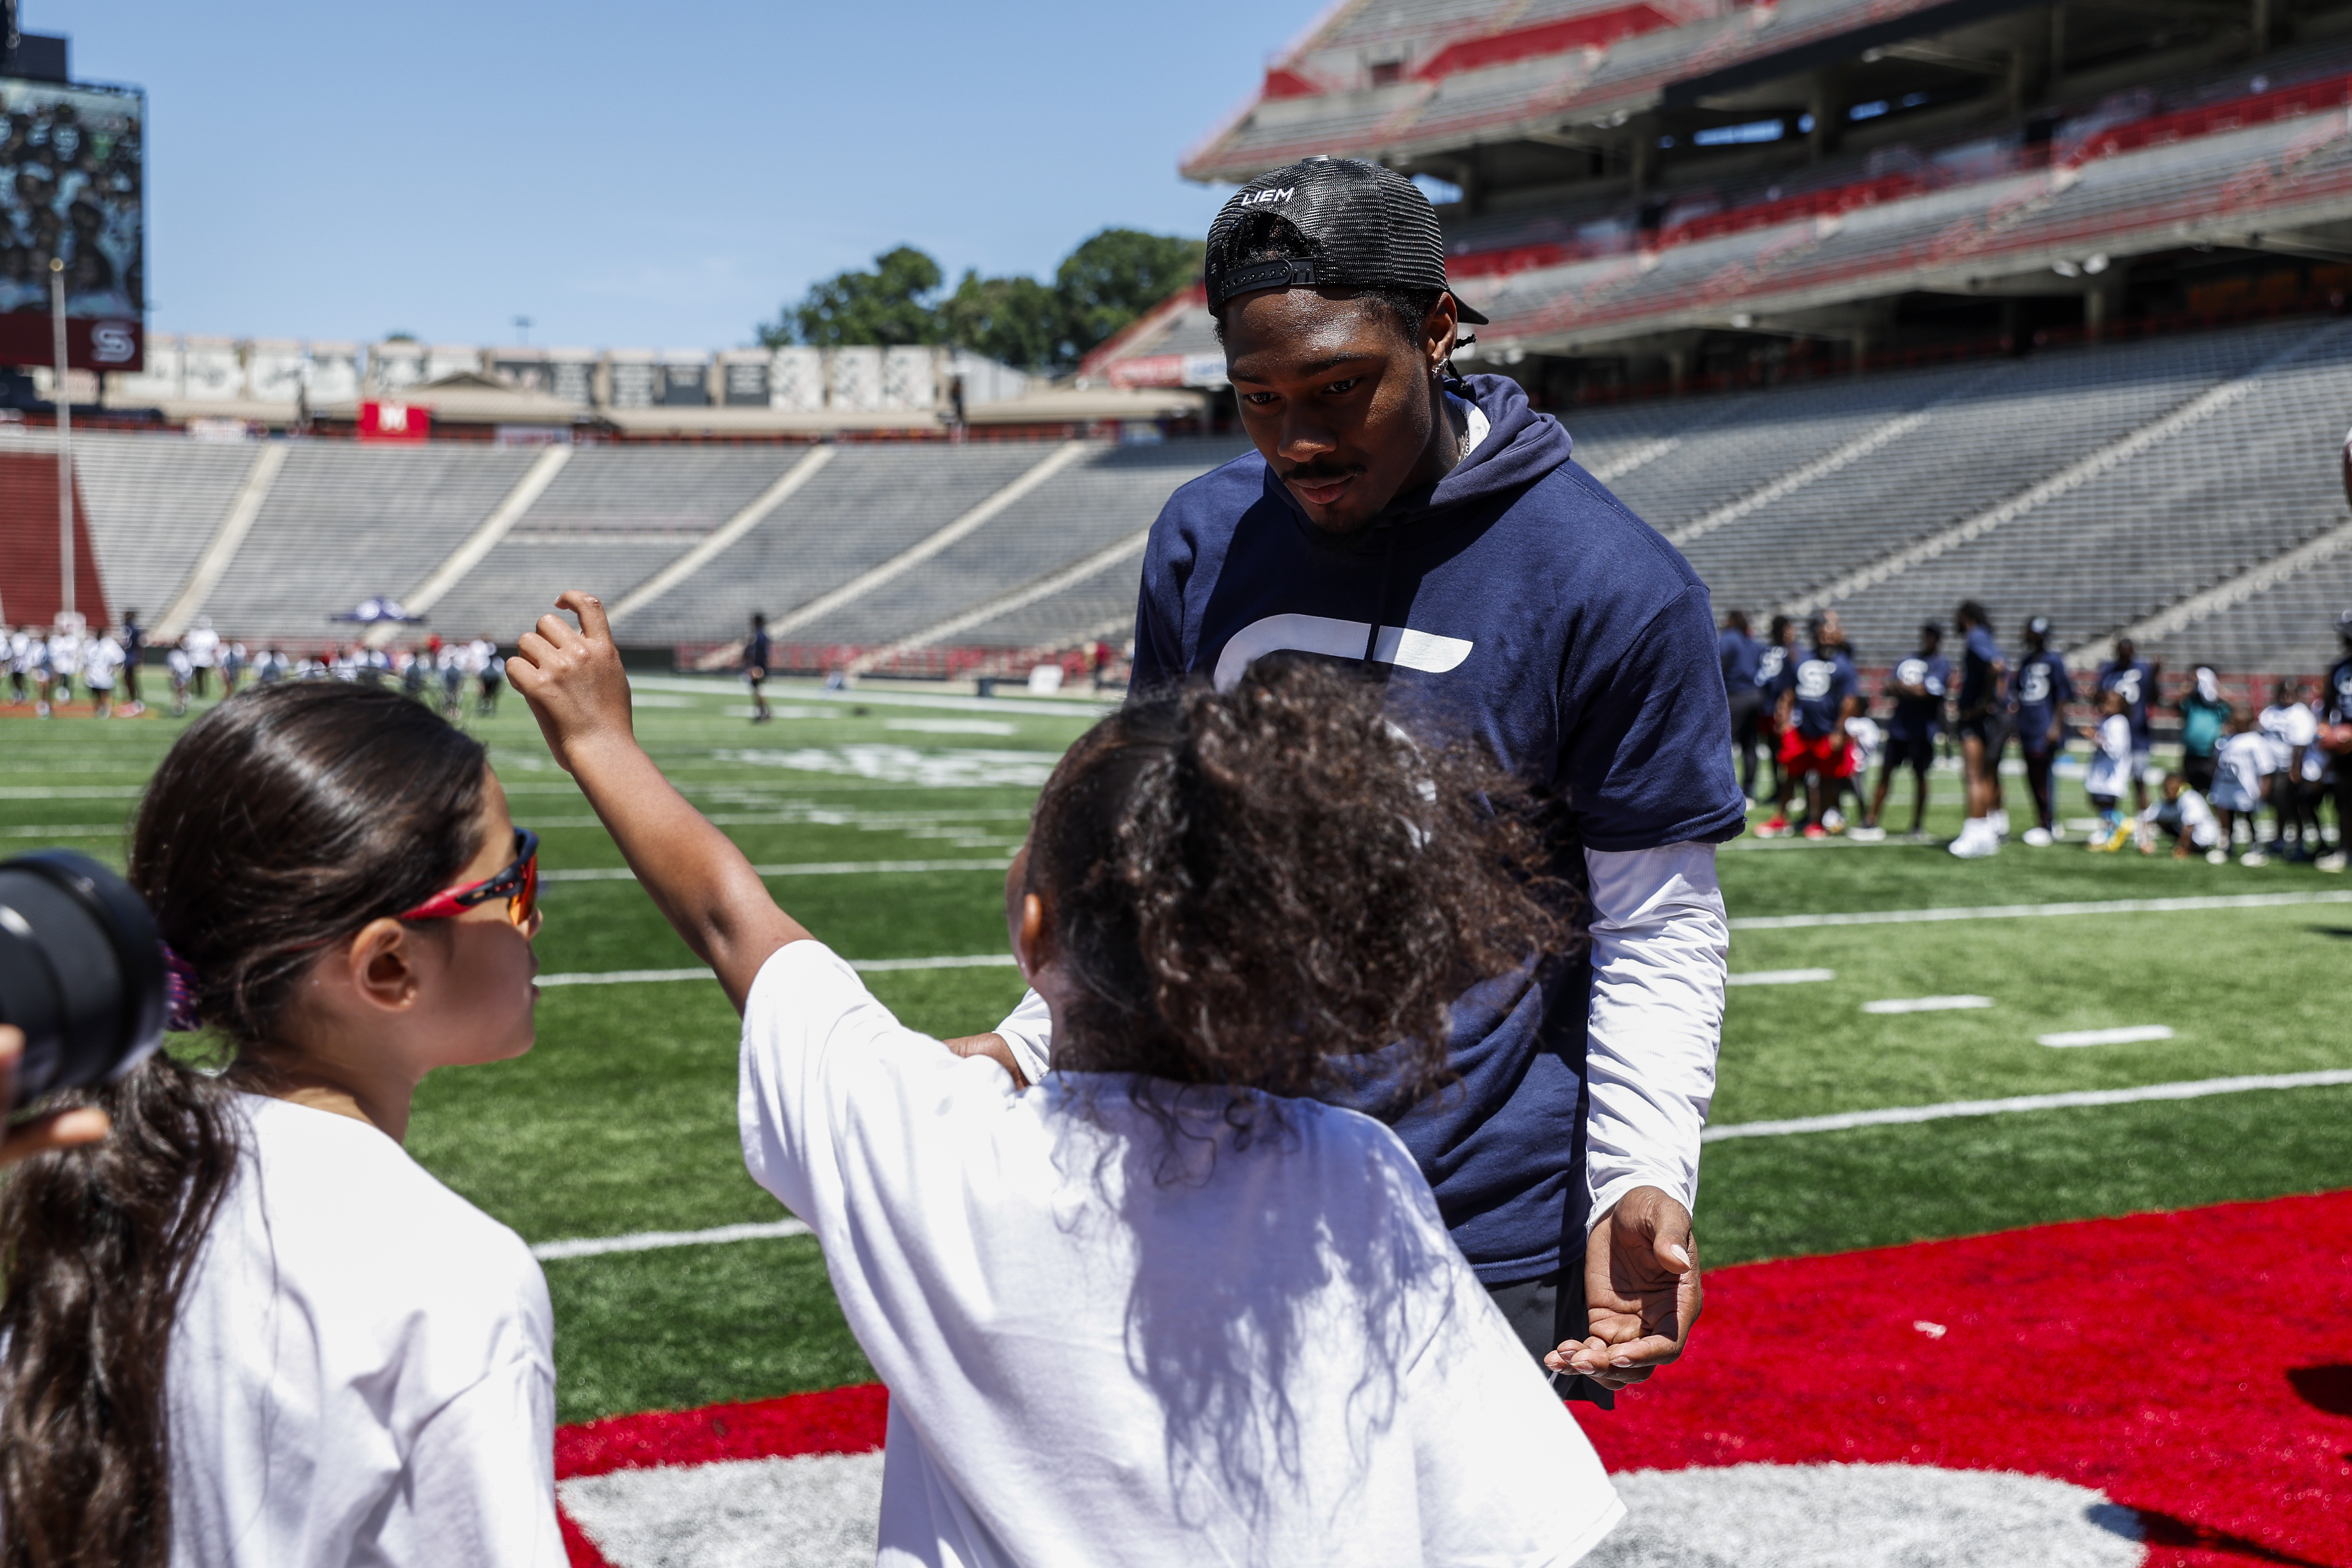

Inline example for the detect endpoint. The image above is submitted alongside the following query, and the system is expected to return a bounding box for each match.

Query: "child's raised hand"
[511,590,634,773]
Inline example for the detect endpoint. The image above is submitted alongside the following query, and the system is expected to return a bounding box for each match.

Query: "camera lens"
[0,851,168,1112]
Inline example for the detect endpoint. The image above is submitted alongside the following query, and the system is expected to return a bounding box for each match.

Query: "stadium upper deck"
[1089,0,2352,402]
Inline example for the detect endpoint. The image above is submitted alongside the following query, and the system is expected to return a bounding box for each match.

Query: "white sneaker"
[1849,823,1886,842]
[1988,809,2010,840]
[2048,823,2066,842]
[1949,820,1999,858]
[2241,849,2270,867]
[2317,852,2347,873]
[2023,826,2053,848]
[2206,847,2230,865]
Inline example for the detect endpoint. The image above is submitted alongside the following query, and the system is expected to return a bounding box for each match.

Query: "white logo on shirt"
[1896,658,1926,688]
[2018,665,2051,705]
[2108,669,2141,705]
[1795,659,1835,700]
[1212,614,1474,692]
[1757,648,1786,684]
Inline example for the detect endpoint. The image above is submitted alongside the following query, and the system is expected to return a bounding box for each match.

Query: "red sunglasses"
[396,829,540,931]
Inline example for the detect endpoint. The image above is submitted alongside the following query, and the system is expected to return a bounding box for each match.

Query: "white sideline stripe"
[850,524,1152,673]
[367,446,573,647]
[1727,967,1836,985]
[2039,1024,2176,1048]
[531,1218,812,1261]
[537,953,1017,986]
[767,441,1094,639]
[1862,995,1993,1014]
[609,446,836,624]
[1730,888,2352,929]
[529,1072,2352,1258]
[1782,323,2343,617]
[540,857,1013,883]
[155,443,288,640]
[1703,1068,2352,1141]
[1665,411,1931,549]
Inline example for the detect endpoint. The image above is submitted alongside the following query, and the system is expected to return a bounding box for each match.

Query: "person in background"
[2010,616,2073,847]
[4,625,27,706]
[2210,710,2274,864]
[2084,688,2134,851]
[745,611,773,725]
[1950,600,2008,858]
[184,614,219,699]
[43,620,81,716]
[1860,620,1947,842]
[477,639,507,716]
[2178,666,2230,796]
[81,624,125,719]
[120,606,145,715]
[2137,771,2221,859]
[2256,678,2324,862]
[1776,614,1860,840]
[440,641,468,722]
[1720,611,1765,802]
[257,646,289,685]
[2320,611,2352,873]
[1753,615,1803,835]
[220,638,247,698]
[2096,636,2157,816]
[166,640,193,716]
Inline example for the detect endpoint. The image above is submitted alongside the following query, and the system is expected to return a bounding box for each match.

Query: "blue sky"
[51,0,1325,351]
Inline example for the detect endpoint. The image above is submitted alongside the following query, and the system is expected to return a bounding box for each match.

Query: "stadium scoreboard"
[0,60,143,374]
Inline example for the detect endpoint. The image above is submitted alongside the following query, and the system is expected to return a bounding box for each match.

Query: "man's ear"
[344,918,422,1014]
[1423,292,1461,372]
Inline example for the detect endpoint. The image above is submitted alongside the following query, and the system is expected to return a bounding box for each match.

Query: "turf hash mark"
[2037,1024,2178,1048]
[1733,888,2352,929]
[1860,995,1994,1014]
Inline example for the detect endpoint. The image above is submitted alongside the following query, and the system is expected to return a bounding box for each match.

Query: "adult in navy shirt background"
[2011,616,2073,847]
[2096,636,2158,814]
[1864,620,1947,839]
[2324,609,2352,872]
[1720,610,1765,802]
[970,158,1743,1406]
[1951,600,2009,858]
[1774,617,1858,840]
[744,611,773,725]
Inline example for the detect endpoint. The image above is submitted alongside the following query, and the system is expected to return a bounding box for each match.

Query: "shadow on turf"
[2121,1507,2337,1565]
[2310,926,2352,940]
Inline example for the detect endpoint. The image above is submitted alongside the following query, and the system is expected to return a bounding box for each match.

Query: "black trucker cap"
[1204,156,1490,324]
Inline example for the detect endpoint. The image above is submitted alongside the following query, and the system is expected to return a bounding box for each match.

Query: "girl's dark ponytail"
[0,680,489,1568]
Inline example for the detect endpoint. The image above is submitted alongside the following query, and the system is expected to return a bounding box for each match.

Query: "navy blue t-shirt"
[2097,658,2155,744]
[2328,655,2352,727]
[1753,643,1794,702]
[1131,374,1746,1283]
[746,630,771,672]
[1885,651,1949,740]
[1790,647,1857,739]
[2012,650,2073,752]
[1719,628,1761,691]
[1959,626,2006,714]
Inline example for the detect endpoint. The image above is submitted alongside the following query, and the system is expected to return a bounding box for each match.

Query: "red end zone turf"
[554,1190,2352,1568]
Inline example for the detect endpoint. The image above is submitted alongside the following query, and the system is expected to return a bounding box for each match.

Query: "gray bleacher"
[44,432,262,623]
[790,438,1252,650]
[613,442,1054,646]
[2147,549,2352,675]
[203,446,542,647]
[426,446,810,643]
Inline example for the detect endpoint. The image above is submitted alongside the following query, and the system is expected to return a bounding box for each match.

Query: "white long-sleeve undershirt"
[988,841,1727,1234]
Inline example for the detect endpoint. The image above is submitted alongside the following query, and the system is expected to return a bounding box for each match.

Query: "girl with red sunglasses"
[0,682,560,1568]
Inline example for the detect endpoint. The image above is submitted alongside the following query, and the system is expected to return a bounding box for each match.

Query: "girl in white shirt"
[511,591,1625,1568]
[0,680,564,1568]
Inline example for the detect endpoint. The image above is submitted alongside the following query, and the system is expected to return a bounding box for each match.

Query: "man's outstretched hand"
[1546,1185,1701,1393]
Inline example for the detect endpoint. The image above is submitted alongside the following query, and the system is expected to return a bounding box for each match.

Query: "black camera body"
[0,852,168,1111]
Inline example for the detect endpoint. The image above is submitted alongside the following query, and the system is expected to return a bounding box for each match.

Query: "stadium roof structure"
[1120,0,2352,400]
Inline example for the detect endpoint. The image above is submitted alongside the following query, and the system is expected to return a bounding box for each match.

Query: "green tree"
[1055,228,1206,357]
[761,246,945,349]
[937,270,1066,370]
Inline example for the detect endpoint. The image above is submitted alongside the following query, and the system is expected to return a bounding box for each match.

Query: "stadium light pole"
[48,255,73,625]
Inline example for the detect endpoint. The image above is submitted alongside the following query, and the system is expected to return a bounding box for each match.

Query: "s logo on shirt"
[1896,658,1927,688]
[2018,665,2052,705]
[2109,670,2142,705]
[1796,660,1835,700]
[1757,649,1785,684]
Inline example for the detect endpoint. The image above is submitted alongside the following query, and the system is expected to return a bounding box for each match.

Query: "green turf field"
[5,679,2349,1423]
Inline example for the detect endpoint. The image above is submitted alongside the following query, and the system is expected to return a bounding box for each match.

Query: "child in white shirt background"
[2083,689,2135,852]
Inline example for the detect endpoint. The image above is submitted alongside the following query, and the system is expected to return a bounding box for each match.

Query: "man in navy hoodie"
[968,158,1744,1404]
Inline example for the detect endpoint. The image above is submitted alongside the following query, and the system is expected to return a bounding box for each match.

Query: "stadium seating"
[28,430,260,623]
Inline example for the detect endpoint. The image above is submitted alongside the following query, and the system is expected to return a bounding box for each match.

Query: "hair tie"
[161,943,204,1033]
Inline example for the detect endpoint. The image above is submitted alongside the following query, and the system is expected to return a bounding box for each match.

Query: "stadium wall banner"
[359,400,430,441]
[0,76,144,372]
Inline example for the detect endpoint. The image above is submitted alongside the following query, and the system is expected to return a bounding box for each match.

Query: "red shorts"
[1779,728,1856,779]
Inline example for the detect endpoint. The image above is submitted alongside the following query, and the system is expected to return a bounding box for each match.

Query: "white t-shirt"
[168,1095,563,1568]
[81,636,123,690]
[739,941,1623,1568]
[2258,702,2323,783]
[2084,713,2133,799]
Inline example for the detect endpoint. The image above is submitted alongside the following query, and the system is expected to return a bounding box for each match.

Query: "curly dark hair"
[1029,656,1574,1114]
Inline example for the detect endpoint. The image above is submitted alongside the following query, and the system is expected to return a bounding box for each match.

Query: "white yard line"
[538,954,1017,986]
[1727,968,1836,986]
[531,1218,812,1261]
[1702,1068,2352,1141]
[2037,1024,2175,1048]
[541,857,1013,883]
[1862,995,1993,1014]
[1731,889,2352,930]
